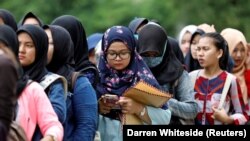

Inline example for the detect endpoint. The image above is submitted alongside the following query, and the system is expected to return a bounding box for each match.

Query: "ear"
[217,49,223,59]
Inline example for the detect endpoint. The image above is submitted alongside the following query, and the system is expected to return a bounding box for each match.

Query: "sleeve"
[229,77,249,125]
[32,82,64,141]
[146,106,171,125]
[48,81,67,124]
[167,71,198,119]
[244,70,250,97]
[72,77,98,140]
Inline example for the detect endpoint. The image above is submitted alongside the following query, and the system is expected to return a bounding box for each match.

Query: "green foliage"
[1,0,250,40]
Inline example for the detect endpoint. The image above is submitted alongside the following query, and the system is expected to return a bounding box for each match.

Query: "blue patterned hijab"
[96,26,160,97]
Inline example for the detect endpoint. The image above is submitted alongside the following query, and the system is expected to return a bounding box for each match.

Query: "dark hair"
[201,32,229,70]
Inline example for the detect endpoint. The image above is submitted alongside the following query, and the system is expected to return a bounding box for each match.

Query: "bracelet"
[140,107,146,117]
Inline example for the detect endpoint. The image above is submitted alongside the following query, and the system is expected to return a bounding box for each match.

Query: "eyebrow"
[107,49,130,52]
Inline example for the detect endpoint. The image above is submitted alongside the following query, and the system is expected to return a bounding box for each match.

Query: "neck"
[203,65,223,79]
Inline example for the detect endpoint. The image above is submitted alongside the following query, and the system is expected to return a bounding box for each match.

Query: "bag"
[39,73,68,98]
[7,121,27,141]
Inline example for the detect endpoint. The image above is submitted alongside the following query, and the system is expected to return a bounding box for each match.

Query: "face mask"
[142,41,167,68]
[142,56,163,68]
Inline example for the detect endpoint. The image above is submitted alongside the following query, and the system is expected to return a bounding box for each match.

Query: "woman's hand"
[40,135,55,141]
[98,95,119,114]
[211,106,234,124]
[117,96,143,115]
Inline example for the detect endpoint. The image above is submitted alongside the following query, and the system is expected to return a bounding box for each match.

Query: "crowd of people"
[0,8,249,141]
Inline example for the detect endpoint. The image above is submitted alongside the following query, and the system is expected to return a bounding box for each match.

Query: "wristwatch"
[140,107,146,117]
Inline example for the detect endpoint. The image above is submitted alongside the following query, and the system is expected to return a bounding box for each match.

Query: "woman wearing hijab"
[44,25,98,141]
[221,28,250,120]
[190,32,248,125]
[97,26,171,141]
[18,12,43,27]
[17,24,66,140]
[138,23,198,125]
[51,15,99,87]
[0,9,17,31]
[178,25,197,57]
[0,24,63,141]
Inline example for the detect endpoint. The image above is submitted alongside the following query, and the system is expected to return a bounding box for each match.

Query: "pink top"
[16,81,63,141]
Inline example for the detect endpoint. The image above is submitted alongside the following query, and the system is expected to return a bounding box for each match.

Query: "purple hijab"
[96,26,160,97]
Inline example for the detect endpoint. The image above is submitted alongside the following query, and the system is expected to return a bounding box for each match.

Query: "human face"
[190,34,201,59]
[23,17,40,26]
[106,42,131,71]
[18,32,36,67]
[180,32,192,56]
[89,49,96,65]
[45,29,54,64]
[231,42,246,67]
[0,42,7,54]
[0,18,4,25]
[196,37,222,69]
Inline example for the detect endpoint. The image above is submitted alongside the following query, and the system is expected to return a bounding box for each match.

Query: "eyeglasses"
[106,50,131,60]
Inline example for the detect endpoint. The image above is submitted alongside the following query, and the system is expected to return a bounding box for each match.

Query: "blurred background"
[1,0,250,40]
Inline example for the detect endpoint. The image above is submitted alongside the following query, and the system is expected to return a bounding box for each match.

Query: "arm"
[73,77,98,140]
[47,81,67,124]
[33,82,63,141]
[118,97,171,125]
[167,71,198,119]
[228,77,248,125]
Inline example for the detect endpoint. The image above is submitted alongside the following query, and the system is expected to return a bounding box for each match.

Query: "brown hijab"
[221,28,248,104]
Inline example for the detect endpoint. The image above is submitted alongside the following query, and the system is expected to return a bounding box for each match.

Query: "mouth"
[18,55,25,60]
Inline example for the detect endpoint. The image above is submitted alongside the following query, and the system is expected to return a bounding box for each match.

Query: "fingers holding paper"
[117,96,143,115]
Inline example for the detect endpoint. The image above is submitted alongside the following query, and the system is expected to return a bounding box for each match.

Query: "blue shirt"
[64,76,98,141]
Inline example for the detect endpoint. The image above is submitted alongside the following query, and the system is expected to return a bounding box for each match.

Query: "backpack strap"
[218,72,233,110]
[40,73,68,97]
[71,72,81,91]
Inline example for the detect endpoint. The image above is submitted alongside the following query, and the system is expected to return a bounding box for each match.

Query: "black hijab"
[138,24,183,85]
[51,15,95,71]
[0,9,17,31]
[18,12,43,27]
[17,24,48,82]
[44,25,74,83]
[168,36,184,64]
[0,55,18,135]
[184,29,205,72]
[128,17,149,33]
[0,25,28,97]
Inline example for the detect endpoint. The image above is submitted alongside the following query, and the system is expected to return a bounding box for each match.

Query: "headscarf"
[0,25,28,97]
[17,24,48,82]
[128,17,149,33]
[184,29,205,72]
[178,25,197,48]
[43,25,74,84]
[96,26,160,97]
[198,23,216,33]
[0,9,17,31]
[87,33,103,52]
[0,54,18,134]
[138,23,184,85]
[221,28,248,104]
[51,15,95,71]
[18,12,43,27]
[168,36,184,64]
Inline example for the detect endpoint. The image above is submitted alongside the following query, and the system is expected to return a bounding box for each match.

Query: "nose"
[114,54,122,61]
[19,44,25,53]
